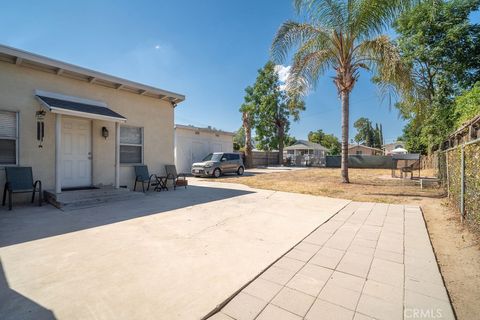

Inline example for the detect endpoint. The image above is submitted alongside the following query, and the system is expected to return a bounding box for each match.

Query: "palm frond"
[271,21,331,63]
[356,35,414,104]
[288,47,336,95]
[294,0,348,31]
[351,0,419,40]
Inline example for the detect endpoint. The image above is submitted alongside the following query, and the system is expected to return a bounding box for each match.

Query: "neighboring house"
[348,144,383,156]
[174,124,234,173]
[284,140,329,166]
[0,44,185,194]
[383,141,406,155]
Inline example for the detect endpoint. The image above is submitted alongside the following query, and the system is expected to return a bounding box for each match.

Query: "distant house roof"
[0,44,185,104]
[348,144,383,152]
[174,124,235,136]
[383,141,405,149]
[284,140,329,151]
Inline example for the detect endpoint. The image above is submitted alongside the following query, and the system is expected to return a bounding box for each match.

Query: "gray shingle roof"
[37,95,126,121]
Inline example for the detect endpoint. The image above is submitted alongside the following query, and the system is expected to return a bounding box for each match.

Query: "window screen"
[120,126,143,164]
[0,111,17,165]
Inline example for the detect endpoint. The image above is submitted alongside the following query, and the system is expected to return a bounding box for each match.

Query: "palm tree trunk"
[243,112,253,169]
[341,91,350,183]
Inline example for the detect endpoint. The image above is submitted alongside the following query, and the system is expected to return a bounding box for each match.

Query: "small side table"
[154,176,168,191]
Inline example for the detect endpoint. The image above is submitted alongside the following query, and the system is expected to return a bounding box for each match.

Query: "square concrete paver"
[306,299,355,320]
[209,312,235,320]
[271,287,315,317]
[317,281,362,310]
[327,271,365,292]
[356,293,403,320]
[260,266,297,285]
[286,273,327,297]
[336,251,373,278]
[256,304,302,320]
[273,257,306,273]
[309,246,345,269]
[242,278,283,302]
[285,248,316,262]
[368,258,404,288]
[405,290,455,320]
[222,292,267,320]
[210,202,455,320]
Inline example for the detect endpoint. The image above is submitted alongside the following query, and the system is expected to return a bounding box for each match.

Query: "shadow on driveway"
[0,185,253,247]
[0,260,56,320]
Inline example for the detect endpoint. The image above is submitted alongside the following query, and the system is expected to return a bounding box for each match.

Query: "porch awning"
[36,95,127,122]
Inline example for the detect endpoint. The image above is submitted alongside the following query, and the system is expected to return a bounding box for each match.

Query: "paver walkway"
[209,202,455,320]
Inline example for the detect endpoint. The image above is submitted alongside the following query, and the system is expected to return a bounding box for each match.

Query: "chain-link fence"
[437,138,480,230]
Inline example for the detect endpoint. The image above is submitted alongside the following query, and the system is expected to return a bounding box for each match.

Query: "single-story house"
[0,44,185,195]
[174,124,234,173]
[284,140,329,166]
[383,141,406,155]
[348,144,383,156]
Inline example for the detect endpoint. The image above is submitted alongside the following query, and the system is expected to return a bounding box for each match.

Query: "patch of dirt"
[421,199,480,320]
[213,168,480,319]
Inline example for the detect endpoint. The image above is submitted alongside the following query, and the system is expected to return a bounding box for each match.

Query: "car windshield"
[202,153,223,162]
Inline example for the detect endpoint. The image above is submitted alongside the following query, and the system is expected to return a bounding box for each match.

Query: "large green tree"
[272,0,412,183]
[233,126,245,151]
[454,82,480,128]
[240,87,255,168]
[249,61,305,163]
[308,129,341,155]
[393,0,480,153]
[353,117,383,148]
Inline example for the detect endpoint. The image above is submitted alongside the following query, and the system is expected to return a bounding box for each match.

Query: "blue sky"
[1,1,478,144]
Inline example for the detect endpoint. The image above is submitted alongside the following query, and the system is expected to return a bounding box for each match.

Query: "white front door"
[61,117,92,188]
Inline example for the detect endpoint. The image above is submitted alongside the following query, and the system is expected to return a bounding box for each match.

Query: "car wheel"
[213,168,221,178]
[237,166,244,176]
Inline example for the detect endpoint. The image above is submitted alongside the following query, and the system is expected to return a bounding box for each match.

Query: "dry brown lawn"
[212,168,480,320]
[216,168,443,204]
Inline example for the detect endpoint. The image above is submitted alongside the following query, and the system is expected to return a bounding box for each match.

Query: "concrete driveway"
[0,180,348,320]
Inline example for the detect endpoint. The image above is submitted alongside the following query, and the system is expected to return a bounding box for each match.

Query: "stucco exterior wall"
[174,127,233,173]
[0,61,174,193]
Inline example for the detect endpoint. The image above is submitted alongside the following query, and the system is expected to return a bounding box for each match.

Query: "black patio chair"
[133,165,158,192]
[165,165,188,190]
[2,167,42,210]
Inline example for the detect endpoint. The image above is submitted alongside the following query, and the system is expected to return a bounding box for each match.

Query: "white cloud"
[275,64,291,83]
[154,44,161,50]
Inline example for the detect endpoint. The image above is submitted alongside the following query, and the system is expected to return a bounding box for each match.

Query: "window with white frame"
[0,111,18,165]
[120,126,143,164]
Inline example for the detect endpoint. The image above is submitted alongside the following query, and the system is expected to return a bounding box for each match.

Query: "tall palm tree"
[242,110,253,168]
[272,0,413,183]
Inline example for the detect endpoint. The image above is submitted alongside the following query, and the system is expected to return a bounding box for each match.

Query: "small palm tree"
[272,0,412,183]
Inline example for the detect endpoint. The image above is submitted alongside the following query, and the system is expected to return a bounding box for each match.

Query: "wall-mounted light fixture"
[102,126,109,139]
[36,110,46,148]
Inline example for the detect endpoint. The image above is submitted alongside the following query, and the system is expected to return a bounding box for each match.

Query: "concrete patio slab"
[213,202,455,320]
[0,179,348,320]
